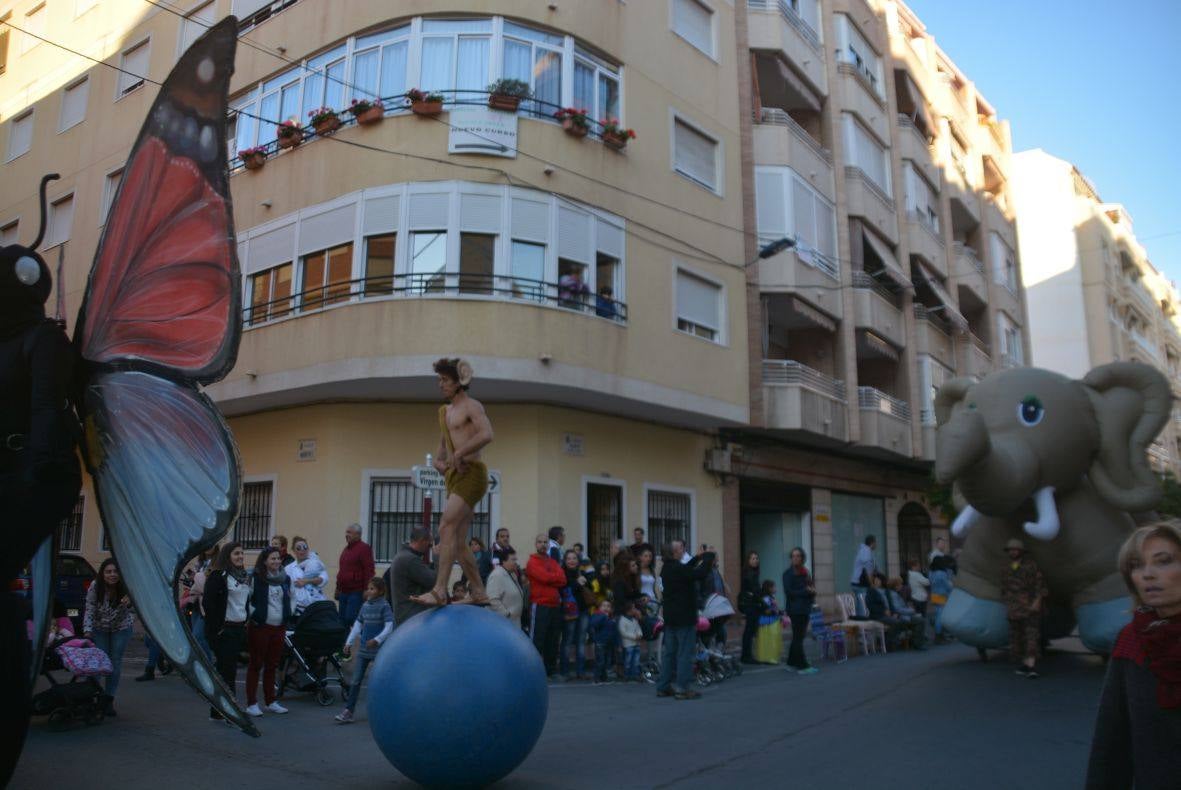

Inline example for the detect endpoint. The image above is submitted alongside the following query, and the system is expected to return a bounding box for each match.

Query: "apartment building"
[1011,149,1181,477]
[2,0,1029,612]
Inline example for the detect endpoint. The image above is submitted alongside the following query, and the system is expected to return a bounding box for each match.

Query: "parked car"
[11,553,99,635]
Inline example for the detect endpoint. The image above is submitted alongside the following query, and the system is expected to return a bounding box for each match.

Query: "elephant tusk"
[951,505,980,537]
[1023,486,1060,541]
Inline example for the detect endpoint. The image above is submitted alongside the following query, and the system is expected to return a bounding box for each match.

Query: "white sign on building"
[412,465,500,494]
[448,108,518,158]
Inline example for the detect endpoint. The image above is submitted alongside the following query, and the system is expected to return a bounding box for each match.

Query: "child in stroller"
[31,631,113,730]
[277,600,350,706]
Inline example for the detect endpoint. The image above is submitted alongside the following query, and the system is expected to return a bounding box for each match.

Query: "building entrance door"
[586,483,623,564]
[742,512,810,597]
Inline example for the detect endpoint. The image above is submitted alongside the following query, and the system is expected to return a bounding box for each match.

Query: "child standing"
[754,580,783,665]
[588,600,618,685]
[618,602,644,682]
[335,577,394,723]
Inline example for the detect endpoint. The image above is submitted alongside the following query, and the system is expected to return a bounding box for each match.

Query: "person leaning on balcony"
[595,285,618,319]
[558,270,590,308]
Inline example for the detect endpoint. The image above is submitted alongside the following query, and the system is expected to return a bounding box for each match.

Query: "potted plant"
[239,145,267,171]
[406,88,445,116]
[487,78,530,112]
[348,97,385,125]
[554,107,590,138]
[276,119,304,149]
[309,106,341,136]
[599,118,636,150]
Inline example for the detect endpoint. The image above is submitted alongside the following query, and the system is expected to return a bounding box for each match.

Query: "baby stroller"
[31,637,112,730]
[277,600,350,706]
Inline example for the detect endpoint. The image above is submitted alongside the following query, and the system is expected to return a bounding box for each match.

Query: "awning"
[857,330,900,362]
[862,227,910,290]
[789,296,837,333]
[755,53,822,114]
[895,71,932,137]
[915,260,968,331]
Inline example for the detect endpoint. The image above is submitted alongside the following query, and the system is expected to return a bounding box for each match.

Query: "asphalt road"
[13,640,1105,789]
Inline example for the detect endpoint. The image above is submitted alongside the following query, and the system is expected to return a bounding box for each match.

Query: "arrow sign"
[412,465,499,493]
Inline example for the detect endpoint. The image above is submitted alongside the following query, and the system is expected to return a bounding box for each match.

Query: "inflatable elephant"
[934,362,1172,654]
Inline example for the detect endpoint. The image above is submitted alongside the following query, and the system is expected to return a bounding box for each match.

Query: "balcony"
[957,333,992,379]
[844,167,899,245]
[944,160,981,227]
[754,110,835,201]
[757,248,844,318]
[906,210,947,272]
[856,387,914,457]
[913,305,955,368]
[983,194,1017,248]
[897,115,938,185]
[761,359,849,442]
[991,276,1022,318]
[837,63,891,145]
[852,272,905,348]
[952,243,988,304]
[747,0,828,96]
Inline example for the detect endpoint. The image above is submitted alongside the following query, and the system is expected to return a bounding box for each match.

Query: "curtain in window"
[792,178,817,251]
[420,38,454,93]
[325,60,345,109]
[279,83,300,124]
[300,73,323,120]
[380,41,408,99]
[534,50,562,113]
[259,92,279,133]
[456,36,490,101]
[574,61,594,114]
[352,49,379,100]
[598,74,619,120]
[234,103,257,154]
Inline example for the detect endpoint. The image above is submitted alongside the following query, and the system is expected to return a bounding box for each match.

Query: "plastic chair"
[836,593,889,656]
[808,607,847,663]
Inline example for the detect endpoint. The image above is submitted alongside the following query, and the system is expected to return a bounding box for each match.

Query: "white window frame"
[670,110,723,195]
[59,76,89,133]
[835,14,884,99]
[236,474,278,549]
[580,475,628,558]
[754,165,838,279]
[904,162,940,234]
[6,109,33,161]
[842,112,892,197]
[45,192,75,248]
[673,263,726,345]
[177,1,216,56]
[100,166,124,226]
[989,231,1018,294]
[117,37,151,99]
[642,483,697,556]
[20,3,45,55]
[670,0,717,60]
[360,467,501,554]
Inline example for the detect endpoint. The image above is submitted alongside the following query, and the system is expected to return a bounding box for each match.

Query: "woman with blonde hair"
[1085,521,1181,789]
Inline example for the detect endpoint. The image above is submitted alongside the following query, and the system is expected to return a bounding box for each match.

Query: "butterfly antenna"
[30,172,61,249]
[54,245,67,330]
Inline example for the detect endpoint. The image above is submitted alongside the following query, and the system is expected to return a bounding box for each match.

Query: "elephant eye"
[1017,395,1045,427]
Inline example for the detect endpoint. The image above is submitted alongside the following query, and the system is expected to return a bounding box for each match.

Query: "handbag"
[930,593,948,605]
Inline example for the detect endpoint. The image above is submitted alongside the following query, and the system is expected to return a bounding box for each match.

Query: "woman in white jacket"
[485,552,525,627]
[906,559,930,616]
[286,536,329,616]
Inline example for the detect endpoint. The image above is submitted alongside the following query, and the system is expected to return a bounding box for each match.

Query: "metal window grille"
[57,496,84,552]
[647,490,691,554]
[234,481,274,550]
[586,483,622,565]
[369,478,492,563]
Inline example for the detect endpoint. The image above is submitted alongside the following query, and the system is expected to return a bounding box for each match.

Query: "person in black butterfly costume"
[0,173,84,787]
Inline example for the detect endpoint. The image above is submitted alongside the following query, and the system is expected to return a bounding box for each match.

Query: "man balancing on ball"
[412,358,494,608]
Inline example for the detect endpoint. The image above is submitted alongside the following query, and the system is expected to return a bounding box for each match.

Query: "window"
[673,116,720,192]
[21,4,44,54]
[101,168,123,224]
[835,14,882,97]
[57,496,85,552]
[675,268,722,342]
[299,242,353,310]
[420,18,492,101]
[179,1,215,53]
[0,13,10,75]
[596,252,620,304]
[989,231,1017,293]
[997,312,1023,366]
[502,21,563,116]
[410,231,446,293]
[118,40,150,97]
[573,48,620,122]
[510,240,545,300]
[919,356,952,425]
[904,163,939,234]
[0,220,17,245]
[298,45,345,123]
[843,113,891,196]
[234,480,273,550]
[558,258,589,310]
[369,477,492,562]
[247,262,293,324]
[754,166,837,277]
[459,233,494,294]
[351,26,410,104]
[672,0,714,57]
[59,77,89,132]
[7,110,32,160]
[364,234,395,295]
[646,489,692,552]
[46,194,74,247]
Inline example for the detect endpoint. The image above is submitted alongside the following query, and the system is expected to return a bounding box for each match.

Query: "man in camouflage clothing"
[1001,538,1047,679]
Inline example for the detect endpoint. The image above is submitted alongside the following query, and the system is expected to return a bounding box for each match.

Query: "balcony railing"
[844,166,895,212]
[953,242,985,274]
[897,114,931,148]
[747,0,822,51]
[762,359,846,399]
[757,108,832,164]
[913,303,952,335]
[852,270,900,303]
[244,273,628,328]
[857,387,911,420]
[907,209,943,244]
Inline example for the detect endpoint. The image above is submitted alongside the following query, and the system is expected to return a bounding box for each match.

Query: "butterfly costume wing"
[73,17,256,736]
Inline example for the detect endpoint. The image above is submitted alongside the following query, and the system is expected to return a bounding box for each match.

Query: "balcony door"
[586,482,623,565]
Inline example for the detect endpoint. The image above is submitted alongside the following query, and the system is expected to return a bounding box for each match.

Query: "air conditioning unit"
[706,448,732,474]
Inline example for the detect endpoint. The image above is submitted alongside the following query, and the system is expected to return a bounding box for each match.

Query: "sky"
[904,0,1181,284]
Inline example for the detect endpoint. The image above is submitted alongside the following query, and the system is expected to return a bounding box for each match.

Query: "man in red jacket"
[335,523,375,629]
[525,533,567,678]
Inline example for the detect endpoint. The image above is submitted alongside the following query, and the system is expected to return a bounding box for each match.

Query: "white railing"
[907,209,943,244]
[747,0,822,51]
[857,387,911,420]
[844,166,895,211]
[762,359,846,400]
[953,242,985,274]
[757,108,833,164]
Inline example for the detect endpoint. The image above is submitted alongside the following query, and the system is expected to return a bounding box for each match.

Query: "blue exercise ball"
[367,605,548,788]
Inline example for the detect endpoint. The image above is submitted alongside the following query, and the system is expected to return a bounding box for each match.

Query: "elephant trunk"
[935,409,990,485]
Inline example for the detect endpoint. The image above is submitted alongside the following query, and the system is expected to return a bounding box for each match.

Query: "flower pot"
[313,116,341,136]
[411,100,444,117]
[277,129,303,149]
[562,118,589,138]
[242,152,267,171]
[602,131,629,150]
[354,106,384,125]
[488,93,521,112]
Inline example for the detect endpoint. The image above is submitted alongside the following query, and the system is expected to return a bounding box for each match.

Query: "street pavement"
[13,640,1105,789]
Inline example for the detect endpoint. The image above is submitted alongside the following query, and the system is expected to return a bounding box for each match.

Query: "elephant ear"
[934,377,975,426]
[1083,362,1172,512]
